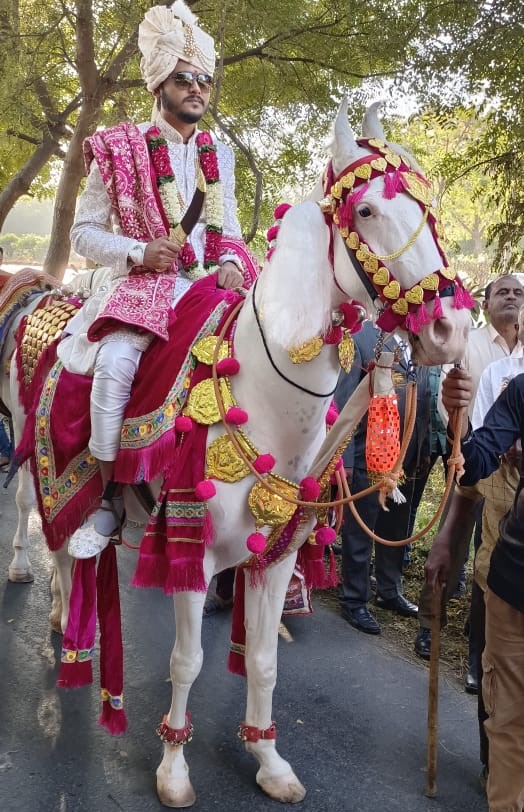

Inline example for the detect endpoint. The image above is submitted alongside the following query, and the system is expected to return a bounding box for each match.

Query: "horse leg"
[8,464,35,583]
[242,553,306,803]
[156,590,207,808]
[48,545,73,633]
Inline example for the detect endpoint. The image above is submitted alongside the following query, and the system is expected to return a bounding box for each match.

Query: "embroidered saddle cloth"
[17,277,242,550]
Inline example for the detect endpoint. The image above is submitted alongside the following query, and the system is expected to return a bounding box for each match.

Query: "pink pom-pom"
[315,526,336,546]
[339,301,364,333]
[324,326,343,345]
[175,415,193,433]
[432,294,443,319]
[225,406,248,425]
[195,480,216,501]
[216,358,240,376]
[300,477,321,501]
[273,203,292,220]
[253,454,276,474]
[246,532,266,555]
[266,225,279,243]
[266,248,275,262]
[335,457,343,471]
[326,406,338,426]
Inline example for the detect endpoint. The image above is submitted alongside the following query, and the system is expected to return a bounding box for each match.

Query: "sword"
[168,166,206,249]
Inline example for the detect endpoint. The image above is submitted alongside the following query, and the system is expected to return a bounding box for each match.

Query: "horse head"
[300,99,472,365]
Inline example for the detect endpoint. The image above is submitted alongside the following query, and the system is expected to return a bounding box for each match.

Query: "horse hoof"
[8,567,34,584]
[48,611,63,634]
[157,773,196,808]
[257,771,306,803]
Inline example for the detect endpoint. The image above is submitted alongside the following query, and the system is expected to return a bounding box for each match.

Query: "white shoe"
[68,522,111,559]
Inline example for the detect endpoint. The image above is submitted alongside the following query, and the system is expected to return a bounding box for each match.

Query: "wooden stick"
[425,583,443,797]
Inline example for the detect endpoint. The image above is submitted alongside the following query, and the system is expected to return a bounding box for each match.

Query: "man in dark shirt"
[435,366,524,812]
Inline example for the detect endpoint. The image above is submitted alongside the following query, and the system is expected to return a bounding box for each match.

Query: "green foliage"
[1,232,50,262]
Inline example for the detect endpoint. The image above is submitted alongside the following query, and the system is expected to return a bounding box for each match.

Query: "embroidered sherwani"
[69,117,242,346]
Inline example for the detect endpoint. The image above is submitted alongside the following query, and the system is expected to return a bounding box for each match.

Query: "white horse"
[5,103,471,806]
[1,266,112,632]
[151,103,470,806]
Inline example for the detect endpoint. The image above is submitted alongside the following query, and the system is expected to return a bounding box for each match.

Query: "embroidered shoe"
[68,522,112,559]
[68,499,124,559]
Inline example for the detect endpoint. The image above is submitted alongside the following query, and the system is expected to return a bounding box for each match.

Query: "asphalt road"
[0,478,486,812]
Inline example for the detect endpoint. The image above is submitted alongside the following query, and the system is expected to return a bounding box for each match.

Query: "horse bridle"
[318,138,471,334]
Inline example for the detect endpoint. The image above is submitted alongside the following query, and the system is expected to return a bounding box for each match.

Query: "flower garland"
[146,127,224,281]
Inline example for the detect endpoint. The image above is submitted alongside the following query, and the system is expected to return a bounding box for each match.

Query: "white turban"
[139,1,215,92]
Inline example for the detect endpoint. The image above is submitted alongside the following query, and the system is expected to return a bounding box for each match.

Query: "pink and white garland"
[146,127,223,280]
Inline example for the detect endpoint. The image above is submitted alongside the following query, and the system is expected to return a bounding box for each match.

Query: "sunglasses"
[169,71,214,91]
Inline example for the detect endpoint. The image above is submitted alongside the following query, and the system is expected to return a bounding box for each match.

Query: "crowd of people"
[334,272,524,812]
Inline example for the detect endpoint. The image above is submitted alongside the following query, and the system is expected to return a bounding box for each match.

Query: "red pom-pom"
[273,203,292,220]
[300,477,321,501]
[266,225,279,243]
[216,358,240,376]
[195,480,216,501]
[324,326,343,345]
[246,532,266,555]
[326,406,338,426]
[339,302,364,333]
[315,526,336,546]
[225,406,248,425]
[175,416,193,433]
[253,454,275,474]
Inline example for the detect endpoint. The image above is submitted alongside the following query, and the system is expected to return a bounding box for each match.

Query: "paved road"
[0,480,486,812]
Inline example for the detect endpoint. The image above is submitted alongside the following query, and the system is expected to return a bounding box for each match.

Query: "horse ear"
[331,98,358,175]
[361,101,386,140]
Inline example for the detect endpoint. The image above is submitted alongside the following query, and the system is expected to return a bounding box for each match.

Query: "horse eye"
[357,205,372,218]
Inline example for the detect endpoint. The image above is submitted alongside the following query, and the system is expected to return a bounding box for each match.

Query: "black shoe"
[375,594,418,618]
[450,581,467,600]
[464,666,479,695]
[414,627,431,660]
[341,605,381,635]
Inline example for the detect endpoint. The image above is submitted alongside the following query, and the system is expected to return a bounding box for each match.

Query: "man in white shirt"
[65,2,246,559]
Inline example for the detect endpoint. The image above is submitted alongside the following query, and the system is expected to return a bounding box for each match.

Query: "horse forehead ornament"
[318,135,474,336]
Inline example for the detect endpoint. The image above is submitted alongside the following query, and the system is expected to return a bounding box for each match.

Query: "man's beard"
[160,88,205,124]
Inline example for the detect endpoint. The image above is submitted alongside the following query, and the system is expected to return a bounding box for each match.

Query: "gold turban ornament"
[138,1,216,92]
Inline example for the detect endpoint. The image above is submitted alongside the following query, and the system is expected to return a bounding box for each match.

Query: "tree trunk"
[43,100,101,279]
[0,134,61,230]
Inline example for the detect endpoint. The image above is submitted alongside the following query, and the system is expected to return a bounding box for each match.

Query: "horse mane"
[257,202,333,349]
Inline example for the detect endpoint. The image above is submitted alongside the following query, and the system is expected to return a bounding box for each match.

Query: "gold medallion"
[192,336,229,365]
[185,378,234,425]
[248,478,298,527]
[288,336,324,364]
[338,331,355,373]
[206,434,250,482]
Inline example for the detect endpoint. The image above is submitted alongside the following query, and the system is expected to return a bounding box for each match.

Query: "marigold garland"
[146,127,223,280]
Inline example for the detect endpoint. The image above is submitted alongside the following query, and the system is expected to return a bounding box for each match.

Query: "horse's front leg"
[48,545,73,633]
[243,552,306,803]
[8,463,35,583]
[156,589,207,809]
